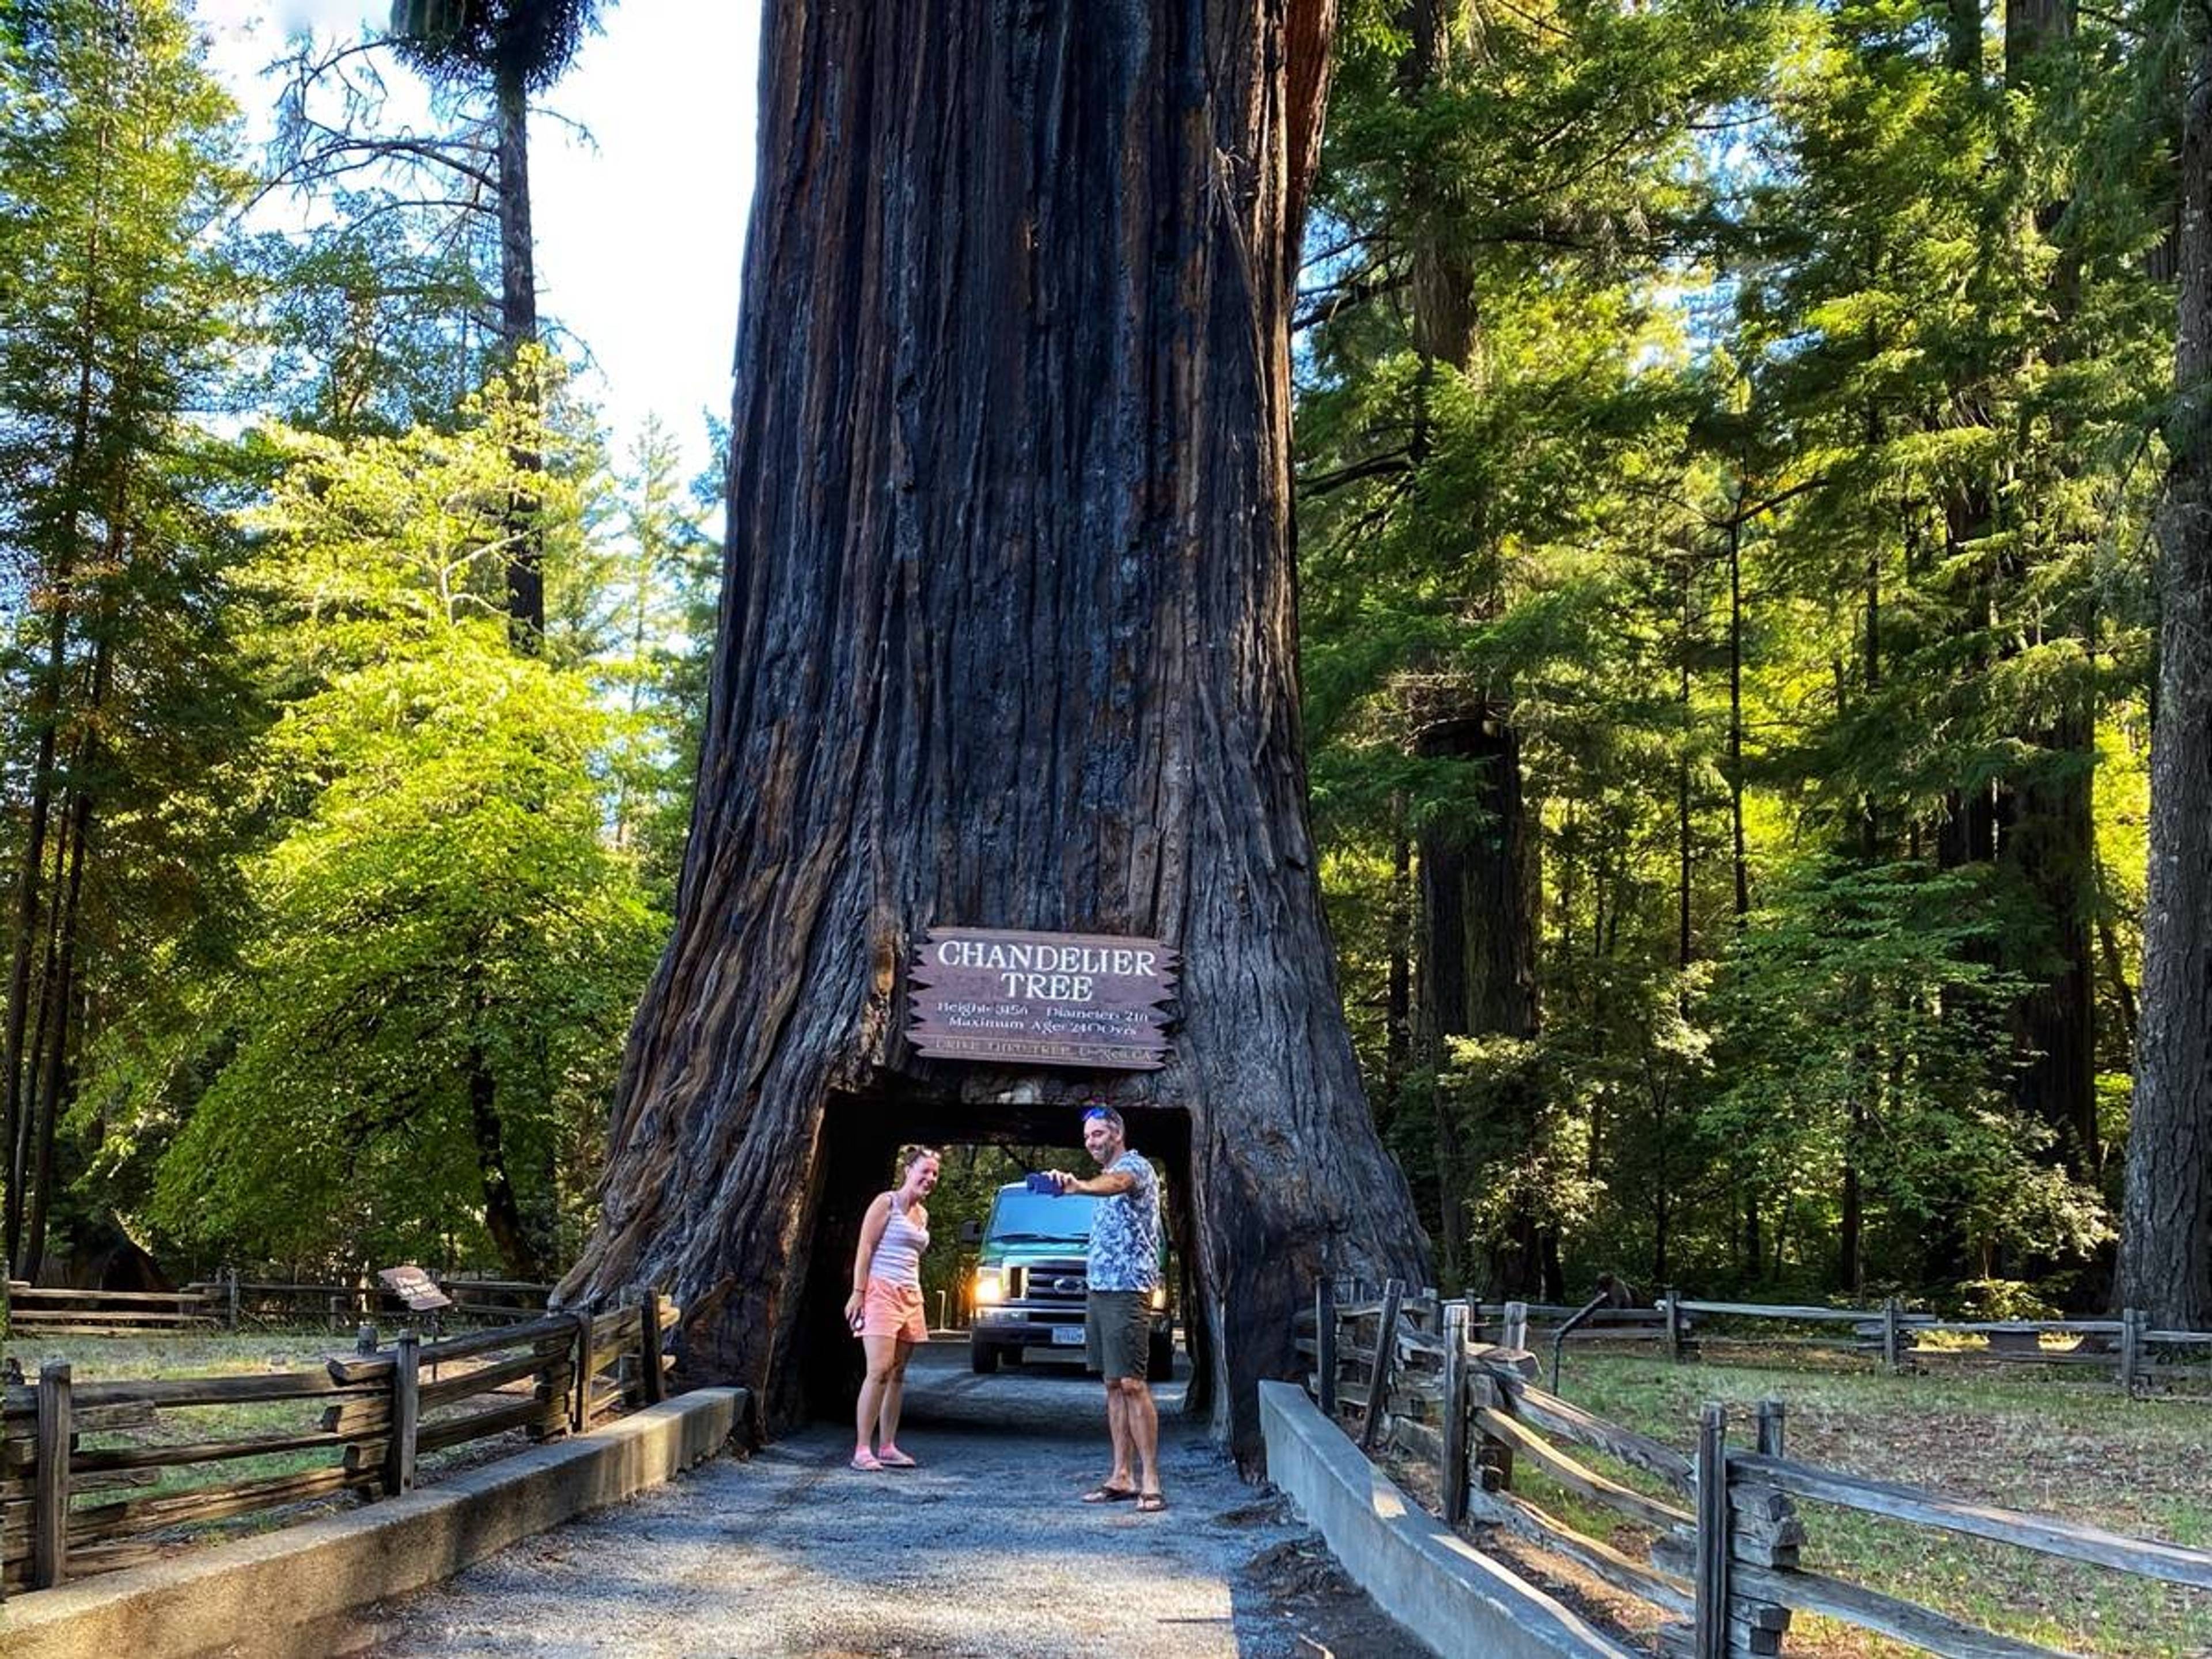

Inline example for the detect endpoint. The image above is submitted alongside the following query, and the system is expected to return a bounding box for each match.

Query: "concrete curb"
[0,1386,745,1659]
[1258,1380,1634,1659]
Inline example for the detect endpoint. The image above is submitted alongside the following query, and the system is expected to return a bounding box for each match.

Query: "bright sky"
[196,0,762,476]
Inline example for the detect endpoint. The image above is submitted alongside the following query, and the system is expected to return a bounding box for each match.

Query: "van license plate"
[1051,1325,1084,1346]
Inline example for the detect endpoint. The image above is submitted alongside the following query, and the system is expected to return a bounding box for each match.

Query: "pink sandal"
[877,1448,919,1468]
[849,1450,882,1471]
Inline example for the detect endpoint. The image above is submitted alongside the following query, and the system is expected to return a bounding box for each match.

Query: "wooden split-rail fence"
[1297,1278,2212,1658]
[0,1289,672,1599]
[3,1282,226,1340]
[1495,1291,2212,1395]
[2,1273,555,1340]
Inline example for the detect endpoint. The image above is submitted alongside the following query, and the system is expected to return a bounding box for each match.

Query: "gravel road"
[338,1341,1429,1658]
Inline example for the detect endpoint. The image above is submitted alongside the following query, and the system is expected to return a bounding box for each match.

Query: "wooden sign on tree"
[908,927,1177,1070]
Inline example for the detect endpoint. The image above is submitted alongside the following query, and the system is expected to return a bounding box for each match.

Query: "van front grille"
[1016,1260,1089,1303]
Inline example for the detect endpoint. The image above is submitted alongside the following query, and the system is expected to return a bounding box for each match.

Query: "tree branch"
[1294,267,1412,332]
[1298,448,1415,498]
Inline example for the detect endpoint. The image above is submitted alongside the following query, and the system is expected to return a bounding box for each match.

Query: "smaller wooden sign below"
[377,1264,452,1313]
[908,926,1177,1071]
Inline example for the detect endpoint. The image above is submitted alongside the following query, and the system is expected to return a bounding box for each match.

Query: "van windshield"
[987,1189,1098,1244]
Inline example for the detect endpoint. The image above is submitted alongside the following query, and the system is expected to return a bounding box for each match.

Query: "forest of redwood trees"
[2,0,2209,1343]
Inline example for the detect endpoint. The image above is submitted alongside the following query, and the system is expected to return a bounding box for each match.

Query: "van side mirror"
[959,1220,981,1245]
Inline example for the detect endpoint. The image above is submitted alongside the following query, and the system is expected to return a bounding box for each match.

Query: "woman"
[846,1144,940,1470]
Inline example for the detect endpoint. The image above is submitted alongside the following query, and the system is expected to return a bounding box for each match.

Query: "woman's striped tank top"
[867,1195,929,1287]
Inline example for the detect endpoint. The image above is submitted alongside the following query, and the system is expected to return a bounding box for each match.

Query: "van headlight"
[1149,1284,1168,1311]
[974,1270,1005,1306]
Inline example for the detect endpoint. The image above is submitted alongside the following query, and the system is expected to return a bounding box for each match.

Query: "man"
[1047,1103,1166,1513]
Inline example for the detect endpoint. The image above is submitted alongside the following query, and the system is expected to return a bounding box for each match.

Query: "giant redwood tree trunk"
[563,0,1429,1460]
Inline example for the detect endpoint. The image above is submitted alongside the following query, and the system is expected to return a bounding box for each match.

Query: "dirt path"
[339,1342,1430,1658]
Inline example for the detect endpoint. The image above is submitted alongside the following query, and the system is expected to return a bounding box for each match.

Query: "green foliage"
[1304,0,2168,1306]
[67,350,703,1277]
[1948,1277,2062,1320]
[578,414,724,901]
[1706,859,2109,1278]
[124,359,670,1272]
[0,0,264,1275]
[243,348,596,671]
[243,206,494,437]
[387,0,605,95]
[148,633,661,1270]
[1442,1032,1608,1268]
[1,0,2193,1330]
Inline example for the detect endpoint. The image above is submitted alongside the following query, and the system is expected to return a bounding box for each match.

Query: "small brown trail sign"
[376,1266,451,1315]
[908,927,1175,1070]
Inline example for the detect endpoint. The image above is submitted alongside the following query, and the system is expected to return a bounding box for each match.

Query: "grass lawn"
[1435,1350,2212,1657]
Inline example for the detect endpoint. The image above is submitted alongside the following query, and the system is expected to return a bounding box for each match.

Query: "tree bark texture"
[563,0,1426,1460]
[1413,707,1543,1296]
[2005,710,2099,1178]
[493,63,546,646]
[1728,515,1748,923]
[466,1009,547,1284]
[1385,808,1412,1108]
[1396,0,1479,377]
[2120,40,2212,1330]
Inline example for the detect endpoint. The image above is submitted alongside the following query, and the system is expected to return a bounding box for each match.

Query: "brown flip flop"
[1081,1484,1139,1503]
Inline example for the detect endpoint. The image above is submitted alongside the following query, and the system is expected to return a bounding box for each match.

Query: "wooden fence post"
[571,1308,596,1433]
[1442,1300,1471,1525]
[1665,1288,1683,1363]
[383,1332,419,1497]
[1694,1401,1729,1659]
[2119,1307,2143,1396]
[225,1264,241,1332]
[1503,1299,1529,1355]
[1315,1277,1337,1419]
[1882,1296,1903,1373]
[33,1361,71,1589]
[1468,1368,1514,1492]
[638,1285,666,1406]
[1745,1399,1799,1652]
[1361,1278,1405,1453]
[1756,1397,1786,1457]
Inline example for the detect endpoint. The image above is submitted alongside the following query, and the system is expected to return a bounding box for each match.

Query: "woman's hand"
[844,1289,863,1332]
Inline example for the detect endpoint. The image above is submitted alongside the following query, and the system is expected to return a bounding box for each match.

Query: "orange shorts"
[860,1278,927,1343]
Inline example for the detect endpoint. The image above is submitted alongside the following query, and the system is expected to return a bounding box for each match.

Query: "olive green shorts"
[1086,1289,1150,1381]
